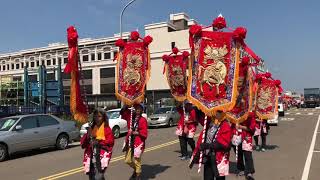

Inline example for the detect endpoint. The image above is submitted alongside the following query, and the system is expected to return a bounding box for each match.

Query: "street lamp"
[120,0,137,38]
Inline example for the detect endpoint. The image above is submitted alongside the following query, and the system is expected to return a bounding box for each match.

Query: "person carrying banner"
[81,108,115,180]
[121,104,148,180]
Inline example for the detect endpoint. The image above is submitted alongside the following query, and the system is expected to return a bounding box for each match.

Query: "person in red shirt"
[253,118,269,152]
[80,108,115,180]
[231,112,256,179]
[175,100,197,160]
[190,110,232,180]
[120,104,148,180]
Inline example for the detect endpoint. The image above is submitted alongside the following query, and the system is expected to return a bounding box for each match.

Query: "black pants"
[254,134,267,148]
[204,159,225,180]
[233,145,255,175]
[179,135,195,157]
[88,166,105,180]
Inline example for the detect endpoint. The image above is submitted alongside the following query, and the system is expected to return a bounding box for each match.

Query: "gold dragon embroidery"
[198,45,228,94]
[257,87,273,110]
[123,54,143,86]
[170,66,185,88]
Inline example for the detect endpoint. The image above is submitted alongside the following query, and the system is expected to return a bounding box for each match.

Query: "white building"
[0,12,197,109]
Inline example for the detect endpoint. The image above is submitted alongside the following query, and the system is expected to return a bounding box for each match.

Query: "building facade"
[0,13,196,110]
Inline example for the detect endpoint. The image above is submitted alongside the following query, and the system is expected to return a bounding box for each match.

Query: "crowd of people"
[79,100,272,180]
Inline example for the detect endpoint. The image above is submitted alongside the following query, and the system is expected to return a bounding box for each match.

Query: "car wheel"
[112,126,121,139]
[0,144,8,162]
[56,134,69,150]
[168,119,174,127]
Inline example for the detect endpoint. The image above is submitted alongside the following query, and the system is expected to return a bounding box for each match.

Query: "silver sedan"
[0,114,79,162]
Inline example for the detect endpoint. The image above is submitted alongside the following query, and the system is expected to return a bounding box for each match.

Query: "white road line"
[281,118,295,121]
[301,115,320,180]
[308,113,314,115]
[285,113,290,115]
[296,113,301,115]
[314,151,320,153]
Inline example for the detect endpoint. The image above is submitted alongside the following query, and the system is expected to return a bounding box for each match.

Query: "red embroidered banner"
[115,32,152,105]
[188,29,240,115]
[255,78,278,120]
[162,49,189,102]
[64,26,88,123]
[226,65,254,124]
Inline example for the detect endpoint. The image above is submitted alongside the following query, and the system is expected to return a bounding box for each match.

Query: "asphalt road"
[1,108,320,180]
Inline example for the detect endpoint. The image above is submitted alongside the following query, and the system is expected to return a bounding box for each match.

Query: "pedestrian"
[175,100,197,160]
[232,112,256,180]
[253,118,269,152]
[120,104,148,180]
[190,110,232,180]
[80,108,115,180]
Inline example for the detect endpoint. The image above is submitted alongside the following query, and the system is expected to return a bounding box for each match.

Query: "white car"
[268,114,279,126]
[80,109,128,138]
[278,103,285,117]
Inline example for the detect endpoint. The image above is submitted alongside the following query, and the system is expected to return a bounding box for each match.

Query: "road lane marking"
[308,113,314,115]
[285,113,290,115]
[296,113,301,115]
[39,134,199,180]
[314,151,320,153]
[301,115,320,180]
[280,118,295,121]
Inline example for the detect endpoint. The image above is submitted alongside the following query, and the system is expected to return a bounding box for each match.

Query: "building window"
[11,64,14,70]
[100,84,115,94]
[7,64,9,70]
[21,62,24,68]
[58,57,62,65]
[41,60,44,66]
[82,85,92,95]
[13,76,22,81]
[91,53,95,61]
[16,64,20,69]
[47,73,55,81]
[64,58,68,64]
[83,55,89,62]
[104,52,111,60]
[52,58,56,65]
[2,65,5,71]
[26,62,29,68]
[100,68,115,78]
[47,60,51,66]
[31,62,35,67]
[82,69,92,79]
[37,61,40,67]
[28,75,37,82]
[97,53,102,60]
[171,42,176,49]
[63,73,71,79]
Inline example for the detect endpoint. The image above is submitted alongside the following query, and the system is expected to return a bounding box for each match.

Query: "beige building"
[145,13,196,107]
[0,12,196,109]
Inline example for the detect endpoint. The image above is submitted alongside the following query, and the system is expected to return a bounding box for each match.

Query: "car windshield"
[107,111,120,119]
[0,118,19,131]
[154,107,172,114]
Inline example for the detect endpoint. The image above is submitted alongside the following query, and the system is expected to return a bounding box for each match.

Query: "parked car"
[0,114,79,162]
[268,114,279,126]
[80,108,128,139]
[147,106,180,127]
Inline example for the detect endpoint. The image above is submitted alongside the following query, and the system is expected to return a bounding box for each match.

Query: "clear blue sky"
[0,0,319,93]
